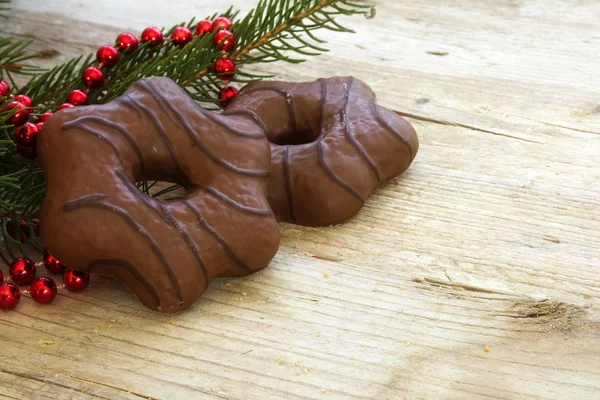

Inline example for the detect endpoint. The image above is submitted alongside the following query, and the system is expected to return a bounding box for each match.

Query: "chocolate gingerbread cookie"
[38,77,280,312]
[224,76,419,226]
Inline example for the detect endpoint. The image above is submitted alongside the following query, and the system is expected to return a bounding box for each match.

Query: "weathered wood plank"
[1,0,599,399]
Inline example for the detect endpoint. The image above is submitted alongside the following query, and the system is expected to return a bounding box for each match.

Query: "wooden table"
[2,1,599,399]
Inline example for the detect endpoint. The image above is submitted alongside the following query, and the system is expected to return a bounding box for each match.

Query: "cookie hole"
[136,181,189,200]
[267,129,320,146]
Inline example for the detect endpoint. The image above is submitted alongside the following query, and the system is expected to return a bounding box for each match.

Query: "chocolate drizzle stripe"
[190,103,264,139]
[119,95,187,176]
[87,258,161,307]
[342,77,381,182]
[221,109,267,135]
[136,80,180,128]
[239,87,297,134]
[62,116,145,170]
[66,126,124,165]
[372,103,413,160]
[116,170,210,284]
[139,79,270,179]
[283,145,295,223]
[115,95,142,117]
[315,80,364,203]
[194,184,273,216]
[63,194,183,306]
[183,200,253,274]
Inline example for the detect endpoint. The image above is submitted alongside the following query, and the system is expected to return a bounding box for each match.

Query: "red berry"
[0,80,10,98]
[82,67,104,89]
[9,258,36,285]
[67,90,88,106]
[116,32,139,54]
[6,218,32,243]
[211,17,232,32]
[214,57,237,81]
[63,268,90,292]
[29,276,58,304]
[171,26,193,48]
[13,122,39,147]
[96,45,120,68]
[213,30,236,52]
[38,112,53,122]
[57,103,75,111]
[218,86,239,107]
[3,101,30,126]
[35,122,44,131]
[14,94,32,108]
[43,251,67,274]
[195,19,212,36]
[141,26,164,47]
[0,283,20,310]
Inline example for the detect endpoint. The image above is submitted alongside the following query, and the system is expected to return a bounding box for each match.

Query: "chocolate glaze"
[225,76,419,226]
[38,77,280,312]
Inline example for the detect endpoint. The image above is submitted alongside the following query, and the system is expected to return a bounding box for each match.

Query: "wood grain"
[1,0,599,399]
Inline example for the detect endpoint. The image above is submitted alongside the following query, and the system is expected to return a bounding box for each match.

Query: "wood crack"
[394,110,544,144]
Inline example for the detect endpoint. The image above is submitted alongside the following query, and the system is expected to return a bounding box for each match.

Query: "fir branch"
[0,0,374,261]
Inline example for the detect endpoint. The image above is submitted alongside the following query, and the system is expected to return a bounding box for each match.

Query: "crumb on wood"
[484,346,491,353]
[296,371,301,376]
[323,272,329,278]
[368,381,373,387]
[405,342,411,347]
[279,358,285,365]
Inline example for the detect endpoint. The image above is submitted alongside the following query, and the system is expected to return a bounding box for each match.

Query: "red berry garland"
[13,122,39,147]
[43,251,67,274]
[214,30,236,52]
[14,94,32,107]
[96,45,121,68]
[141,26,164,47]
[67,89,88,106]
[211,16,232,32]
[214,57,237,81]
[9,257,36,285]
[196,19,212,36]
[0,80,10,97]
[218,86,238,107]
[171,26,193,48]
[0,283,21,310]
[82,66,104,89]
[3,101,30,126]
[63,268,90,292]
[116,32,139,53]
[38,112,53,122]
[29,276,58,304]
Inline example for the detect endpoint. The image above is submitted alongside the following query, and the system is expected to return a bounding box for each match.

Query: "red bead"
[9,258,36,285]
[3,101,30,126]
[14,94,32,108]
[13,122,39,147]
[29,276,57,304]
[67,89,88,106]
[43,251,67,274]
[35,122,44,132]
[218,86,239,107]
[0,283,20,310]
[96,45,120,68]
[116,32,139,54]
[6,218,29,242]
[63,268,90,292]
[195,19,212,36]
[211,17,232,32]
[141,26,164,47]
[214,57,237,81]
[171,26,193,48]
[17,144,37,159]
[57,103,75,111]
[38,112,53,122]
[82,67,104,89]
[0,80,10,98]
[213,30,236,52]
